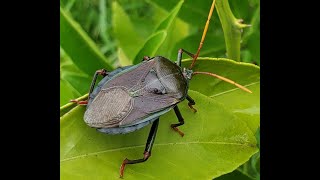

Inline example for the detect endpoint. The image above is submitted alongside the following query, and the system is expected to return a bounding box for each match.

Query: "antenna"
[192,71,252,93]
[189,0,216,69]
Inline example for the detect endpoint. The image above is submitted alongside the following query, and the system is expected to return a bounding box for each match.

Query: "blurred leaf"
[60,7,113,75]
[112,1,145,61]
[215,169,253,180]
[133,30,167,64]
[242,5,260,65]
[237,152,260,180]
[154,0,184,31]
[151,0,189,58]
[245,31,260,65]
[60,79,80,107]
[229,0,251,22]
[171,32,226,60]
[132,0,184,64]
[151,0,221,28]
[60,47,92,106]
[60,90,257,179]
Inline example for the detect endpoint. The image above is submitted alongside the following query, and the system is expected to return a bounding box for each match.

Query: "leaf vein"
[60,141,254,163]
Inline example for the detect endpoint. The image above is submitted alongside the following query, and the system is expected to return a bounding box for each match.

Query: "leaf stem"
[216,0,249,61]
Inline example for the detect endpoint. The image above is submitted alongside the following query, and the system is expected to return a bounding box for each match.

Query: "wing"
[84,57,188,128]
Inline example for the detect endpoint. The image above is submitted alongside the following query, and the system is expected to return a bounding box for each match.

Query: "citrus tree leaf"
[182,58,260,132]
[60,90,257,179]
[60,7,113,75]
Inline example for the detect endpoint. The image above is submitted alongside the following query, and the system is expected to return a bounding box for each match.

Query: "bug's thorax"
[182,68,193,81]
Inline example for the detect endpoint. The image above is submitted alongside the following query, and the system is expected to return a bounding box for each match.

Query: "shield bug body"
[71,0,252,177]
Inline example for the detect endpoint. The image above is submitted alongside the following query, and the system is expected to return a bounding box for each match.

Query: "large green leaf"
[182,58,260,132]
[60,7,113,75]
[60,90,257,179]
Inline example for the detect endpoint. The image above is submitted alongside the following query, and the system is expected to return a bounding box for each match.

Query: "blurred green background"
[60,0,260,179]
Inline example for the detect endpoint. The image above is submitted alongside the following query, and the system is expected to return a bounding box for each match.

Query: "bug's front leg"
[171,106,185,137]
[120,118,159,178]
[186,95,197,113]
[176,48,196,67]
[70,69,108,105]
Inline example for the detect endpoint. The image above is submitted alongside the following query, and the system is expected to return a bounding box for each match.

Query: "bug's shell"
[84,56,189,134]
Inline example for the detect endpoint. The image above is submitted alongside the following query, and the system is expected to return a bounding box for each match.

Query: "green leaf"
[131,0,184,64]
[60,79,80,107]
[151,0,189,59]
[237,152,260,180]
[151,0,221,28]
[182,58,259,133]
[133,30,167,64]
[112,1,145,61]
[171,32,226,60]
[60,48,92,95]
[60,90,257,179]
[60,7,113,75]
[154,0,184,31]
[215,169,254,180]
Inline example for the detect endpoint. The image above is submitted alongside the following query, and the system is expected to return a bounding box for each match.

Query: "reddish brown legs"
[69,100,88,105]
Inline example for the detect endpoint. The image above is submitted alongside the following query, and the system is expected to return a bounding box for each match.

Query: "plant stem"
[216,0,249,61]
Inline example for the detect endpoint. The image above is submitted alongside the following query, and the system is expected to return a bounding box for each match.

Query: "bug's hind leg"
[120,119,159,178]
[70,69,108,105]
[171,106,185,137]
[186,95,197,113]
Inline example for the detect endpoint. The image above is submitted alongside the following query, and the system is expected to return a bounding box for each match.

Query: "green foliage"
[60,0,260,179]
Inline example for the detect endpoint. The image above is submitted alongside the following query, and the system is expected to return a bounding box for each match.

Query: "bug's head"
[182,68,193,80]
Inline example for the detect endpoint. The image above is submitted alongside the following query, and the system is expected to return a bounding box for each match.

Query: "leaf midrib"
[60,141,255,163]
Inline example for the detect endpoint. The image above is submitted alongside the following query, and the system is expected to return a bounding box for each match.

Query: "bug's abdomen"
[84,87,133,128]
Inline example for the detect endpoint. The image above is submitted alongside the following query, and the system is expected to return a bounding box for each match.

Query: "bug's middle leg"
[186,95,197,113]
[171,106,185,137]
[120,118,159,178]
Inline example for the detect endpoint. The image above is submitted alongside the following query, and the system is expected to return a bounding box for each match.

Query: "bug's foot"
[120,158,129,178]
[142,56,151,61]
[171,125,184,137]
[188,103,197,113]
[70,99,88,105]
